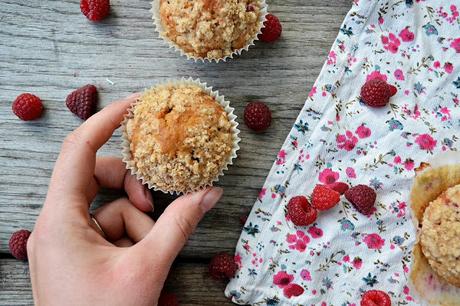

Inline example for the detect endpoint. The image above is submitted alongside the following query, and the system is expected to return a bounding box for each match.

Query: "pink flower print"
[355,124,371,139]
[318,168,339,185]
[287,231,310,252]
[451,38,460,53]
[415,134,437,151]
[308,86,317,97]
[273,271,294,288]
[346,167,356,179]
[352,257,362,269]
[327,51,337,65]
[366,70,388,82]
[283,283,304,298]
[403,286,410,295]
[234,253,242,268]
[363,233,385,250]
[394,69,405,81]
[336,131,358,151]
[378,16,384,24]
[276,150,287,165]
[308,226,323,238]
[444,62,454,74]
[300,269,312,281]
[343,255,350,262]
[433,61,441,69]
[258,188,266,201]
[394,156,402,164]
[399,27,415,42]
[381,33,401,53]
[404,159,414,171]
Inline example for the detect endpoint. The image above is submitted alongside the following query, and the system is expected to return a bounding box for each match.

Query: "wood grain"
[0,0,351,304]
[0,258,233,306]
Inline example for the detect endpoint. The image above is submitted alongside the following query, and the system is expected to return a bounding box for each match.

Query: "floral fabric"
[225,0,460,305]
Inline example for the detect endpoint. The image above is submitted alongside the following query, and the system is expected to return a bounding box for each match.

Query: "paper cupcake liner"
[121,77,241,195]
[408,152,460,305]
[151,0,268,63]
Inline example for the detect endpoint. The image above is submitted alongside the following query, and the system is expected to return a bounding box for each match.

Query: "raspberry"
[209,252,238,280]
[259,13,282,43]
[12,93,44,121]
[329,182,350,195]
[66,84,98,120]
[80,0,110,22]
[360,79,397,107]
[158,291,179,306]
[345,185,377,215]
[361,290,391,306]
[9,229,31,261]
[244,101,272,132]
[283,284,304,298]
[311,185,341,211]
[287,196,317,226]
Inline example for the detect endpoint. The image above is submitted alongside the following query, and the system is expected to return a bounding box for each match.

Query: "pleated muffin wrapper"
[408,151,460,305]
[121,77,241,195]
[151,0,268,63]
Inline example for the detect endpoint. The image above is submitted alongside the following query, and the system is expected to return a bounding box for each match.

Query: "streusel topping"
[420,184,460,287]
[159,0,262,59]
[126,83,234,193]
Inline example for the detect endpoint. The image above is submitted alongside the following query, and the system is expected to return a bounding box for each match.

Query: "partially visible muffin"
[420,184,460,287]
[157,0,263,60]
[124,83,235,193]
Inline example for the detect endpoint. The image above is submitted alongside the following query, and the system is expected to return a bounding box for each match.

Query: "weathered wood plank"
[0,0,352,258]
[0,258,232,306]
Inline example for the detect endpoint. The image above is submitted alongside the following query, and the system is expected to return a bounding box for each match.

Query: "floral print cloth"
[225,0,460,305]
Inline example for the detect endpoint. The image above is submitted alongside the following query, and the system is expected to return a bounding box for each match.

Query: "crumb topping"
[126,83,234,193]
[420,184,460,287]
[159,0,262,59]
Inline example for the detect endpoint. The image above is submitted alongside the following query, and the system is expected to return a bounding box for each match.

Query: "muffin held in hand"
[420,184,460,287]
[122,80,239,194]
[153,0,266,61]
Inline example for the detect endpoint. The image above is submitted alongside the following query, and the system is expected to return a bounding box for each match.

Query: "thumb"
[134,187,223,266]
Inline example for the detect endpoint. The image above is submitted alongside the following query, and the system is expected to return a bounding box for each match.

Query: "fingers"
[92,198,154,244]
[47,94,139,210]
[87,157,153,212]
[133,187,223,267]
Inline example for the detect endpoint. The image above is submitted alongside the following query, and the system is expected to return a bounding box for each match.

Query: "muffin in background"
[152,0,267,62]
[122,79,240,194]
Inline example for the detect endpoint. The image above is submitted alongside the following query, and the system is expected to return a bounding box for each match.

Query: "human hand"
[27,94,223,306]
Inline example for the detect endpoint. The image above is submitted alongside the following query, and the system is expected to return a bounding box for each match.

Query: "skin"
[27,94,223,306]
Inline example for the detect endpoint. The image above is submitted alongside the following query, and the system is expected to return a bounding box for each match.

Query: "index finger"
[48,93,139,199]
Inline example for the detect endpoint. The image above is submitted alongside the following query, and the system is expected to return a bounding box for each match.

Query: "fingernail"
[143,187,154,211]
[200,187,223,213]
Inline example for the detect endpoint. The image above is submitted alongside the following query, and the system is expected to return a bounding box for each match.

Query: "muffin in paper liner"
[408,152,460,305]
[121,77,240,194]
[151,0,268,63]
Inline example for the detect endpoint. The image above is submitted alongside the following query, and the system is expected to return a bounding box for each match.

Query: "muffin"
[152,0,267,61]
[122,80,239,193]
[420,185,460,287]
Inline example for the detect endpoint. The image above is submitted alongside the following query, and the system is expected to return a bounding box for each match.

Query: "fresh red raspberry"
[244,101,272,132]
[287,196,317,226]
[259,13,282,43]
[66,84,98,120]
[361,290,392,306]
[329,182,350,195]
[12,93,44,121]
[9,229,31,261]
[345,184,377,215]
[158,291,179,306]
[311,185,341,211]
[209,252,238,280]
[283,284,304,298]
[80,0,110,22]
[360,79,397,107]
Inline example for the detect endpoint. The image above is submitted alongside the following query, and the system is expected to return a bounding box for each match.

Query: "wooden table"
[0,1,351,304]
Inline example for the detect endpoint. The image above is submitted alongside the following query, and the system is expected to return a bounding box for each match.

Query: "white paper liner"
[121,77,241,194]
[408,152,460,305]
[151,0,268,63]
